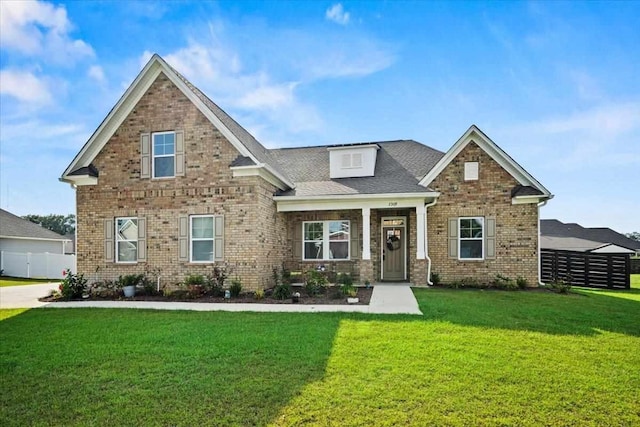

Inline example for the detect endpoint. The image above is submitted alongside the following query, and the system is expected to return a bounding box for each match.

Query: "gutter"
[537,200,548,286]
[424,198,438,285]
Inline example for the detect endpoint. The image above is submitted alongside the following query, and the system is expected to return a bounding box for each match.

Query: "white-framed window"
[464,162,479,181]
[116,217,138,263]
[303,220,350,260]
[459,217,484,260]
[341,153,363,169]
[190,215,214,263]
[152,131,175,178]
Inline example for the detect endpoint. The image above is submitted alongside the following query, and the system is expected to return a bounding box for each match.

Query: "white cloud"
[235,82,298,110]
[0,0,94,63]
[326,3,350,25]
[88,65,106,84]
[535,103,640,136]
[0,69,52,105]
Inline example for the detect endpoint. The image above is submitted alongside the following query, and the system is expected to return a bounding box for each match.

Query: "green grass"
[1,287,639,426]
[0,277,57,287]
[632,273,640,289]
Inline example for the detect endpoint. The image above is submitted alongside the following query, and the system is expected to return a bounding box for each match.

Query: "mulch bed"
[41,286,374,305]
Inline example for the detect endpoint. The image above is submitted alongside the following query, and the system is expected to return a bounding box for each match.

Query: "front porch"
[277,193,437,286]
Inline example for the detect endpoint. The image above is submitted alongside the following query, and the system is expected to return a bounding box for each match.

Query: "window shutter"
[350,221,359,259]
[104,219,114,262]
[140,133,151,179]
[485,217,496,259]
[214,215,224,261]
[293,222,302,259]
[137,217,147,262]
[175,130,185,177]
[178,215,189,262]
[448,218,458,259]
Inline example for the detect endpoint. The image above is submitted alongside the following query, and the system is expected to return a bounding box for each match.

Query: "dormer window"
[328,144,379,178]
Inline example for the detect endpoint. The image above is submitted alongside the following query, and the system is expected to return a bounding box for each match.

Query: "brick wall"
[76,72,279,290]
[426,141,540,285]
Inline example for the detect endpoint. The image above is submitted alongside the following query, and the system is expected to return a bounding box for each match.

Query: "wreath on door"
[386,235,401,251]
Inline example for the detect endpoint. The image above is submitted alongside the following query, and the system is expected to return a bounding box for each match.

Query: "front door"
[382,218,406,281]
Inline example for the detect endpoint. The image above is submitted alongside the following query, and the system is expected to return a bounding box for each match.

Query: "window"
[464,162,479,181]
[303,220,350,260]
[153,132,175,178]
[116,217,138,262]
[341,153,363,169]
[190,215,214,262]
[459,217,483,260]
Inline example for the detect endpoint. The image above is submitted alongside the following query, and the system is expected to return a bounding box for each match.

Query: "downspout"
[537,200,548,286]
[424,198,438,285]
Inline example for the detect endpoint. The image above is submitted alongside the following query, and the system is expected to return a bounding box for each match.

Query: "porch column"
[416,203,426,259]
[362,207,371,260]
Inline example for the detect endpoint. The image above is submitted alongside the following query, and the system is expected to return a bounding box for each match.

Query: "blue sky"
[1,0,639,233]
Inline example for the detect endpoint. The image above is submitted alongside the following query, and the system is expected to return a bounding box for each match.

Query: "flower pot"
[123,285,136,298]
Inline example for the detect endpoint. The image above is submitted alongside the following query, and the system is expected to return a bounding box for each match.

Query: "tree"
[626,232,640,242]
[23,214,75,235]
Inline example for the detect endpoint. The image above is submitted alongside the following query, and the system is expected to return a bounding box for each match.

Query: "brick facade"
[426,141,539,285]
[76,73,284,290]
[74,71,540,291]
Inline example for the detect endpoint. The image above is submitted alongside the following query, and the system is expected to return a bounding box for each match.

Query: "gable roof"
[271,140,444,197]
[61,54,293,188]
[418,125,552,200]
[541,219,640,251]
[0,209,69,241]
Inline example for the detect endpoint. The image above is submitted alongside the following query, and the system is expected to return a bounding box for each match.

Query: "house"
[60,54,552,289]
[0,208,73,278]
[0,209,70,255]
[541,219,639,255]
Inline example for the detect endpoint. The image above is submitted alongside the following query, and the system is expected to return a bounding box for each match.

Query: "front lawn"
[0,277,57,287]
[1,288,638,426]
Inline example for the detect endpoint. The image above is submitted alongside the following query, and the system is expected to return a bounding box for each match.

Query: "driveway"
[0,283,59,309]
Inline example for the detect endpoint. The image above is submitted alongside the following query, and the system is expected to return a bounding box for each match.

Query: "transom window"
[116,217,138,263]
[153,132,175,178]
[459,217,484,260]
[191,215,214,263]
[303,220,350,260]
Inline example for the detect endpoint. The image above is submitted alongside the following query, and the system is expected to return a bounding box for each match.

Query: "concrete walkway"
[0,283,423,315]
[0,282,60,309]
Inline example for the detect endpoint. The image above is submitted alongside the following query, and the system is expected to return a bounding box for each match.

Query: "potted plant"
[118,274,143,298]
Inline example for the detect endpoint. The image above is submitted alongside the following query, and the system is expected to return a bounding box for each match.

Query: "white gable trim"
[418,125,551,198]
[231,164,288,189]
[61,54,293,189]
[275,192,439,212]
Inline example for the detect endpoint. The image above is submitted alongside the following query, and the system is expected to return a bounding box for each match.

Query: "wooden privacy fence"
[540,249,630,289]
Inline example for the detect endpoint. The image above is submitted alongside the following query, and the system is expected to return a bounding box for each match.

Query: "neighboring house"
[541,219,639,255]
[60,54,552,289]
[0,208,73,278]
[0,209,69,254]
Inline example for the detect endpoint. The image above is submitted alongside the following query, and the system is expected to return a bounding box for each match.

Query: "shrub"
[493,274,518,290]
[205,267,226,297]
[305,270,328,296]
[337,273,353,286]
[254,289,265,300]
[184,274,205,286]
[88,279,119,298]
[340,283,356,296]
[229,279,242,297]
[430,272,441,286]
[272,283,291,300]
[516,276,528,289]
[548,277,572,294]
[58,269,88,300]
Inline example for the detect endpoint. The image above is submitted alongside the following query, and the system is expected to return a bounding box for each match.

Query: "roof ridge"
[162,59,293,183]
[271,139,439,152]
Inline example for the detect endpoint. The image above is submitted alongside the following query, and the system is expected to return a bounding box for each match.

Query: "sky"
[1,0,639,233]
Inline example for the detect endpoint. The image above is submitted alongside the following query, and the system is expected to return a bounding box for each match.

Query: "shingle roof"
[541,219,640,251]
[511,185,543,197]
[0,209,69,241]
[270,140,445,196]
